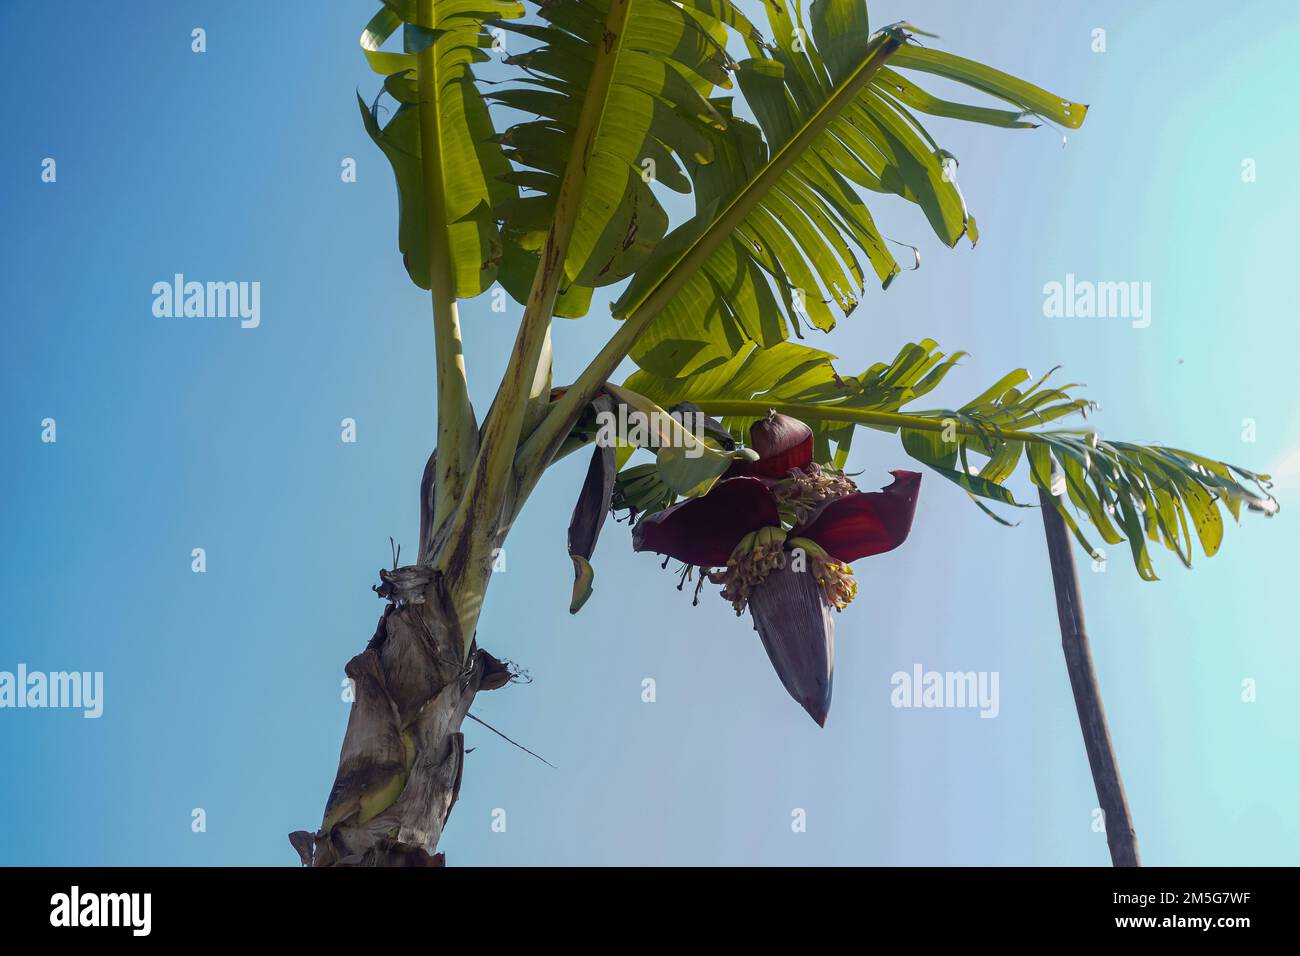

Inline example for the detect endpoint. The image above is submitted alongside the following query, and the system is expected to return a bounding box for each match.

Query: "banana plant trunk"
[290,454,510,867]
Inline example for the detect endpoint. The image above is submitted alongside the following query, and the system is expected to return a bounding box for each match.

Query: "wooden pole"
[1038,486,1140,867]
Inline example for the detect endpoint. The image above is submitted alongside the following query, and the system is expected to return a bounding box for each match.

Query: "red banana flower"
[632,412,921,726]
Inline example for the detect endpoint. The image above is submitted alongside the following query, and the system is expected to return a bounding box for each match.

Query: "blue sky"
[1,0,1297,865]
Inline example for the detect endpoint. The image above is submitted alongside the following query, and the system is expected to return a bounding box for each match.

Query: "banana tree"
[290,0,1277,866]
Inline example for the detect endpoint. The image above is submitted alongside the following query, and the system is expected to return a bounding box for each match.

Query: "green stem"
[436,0,634,643]
[417,0,477,531]
[513,27,907,496]
[483,0,633,448]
